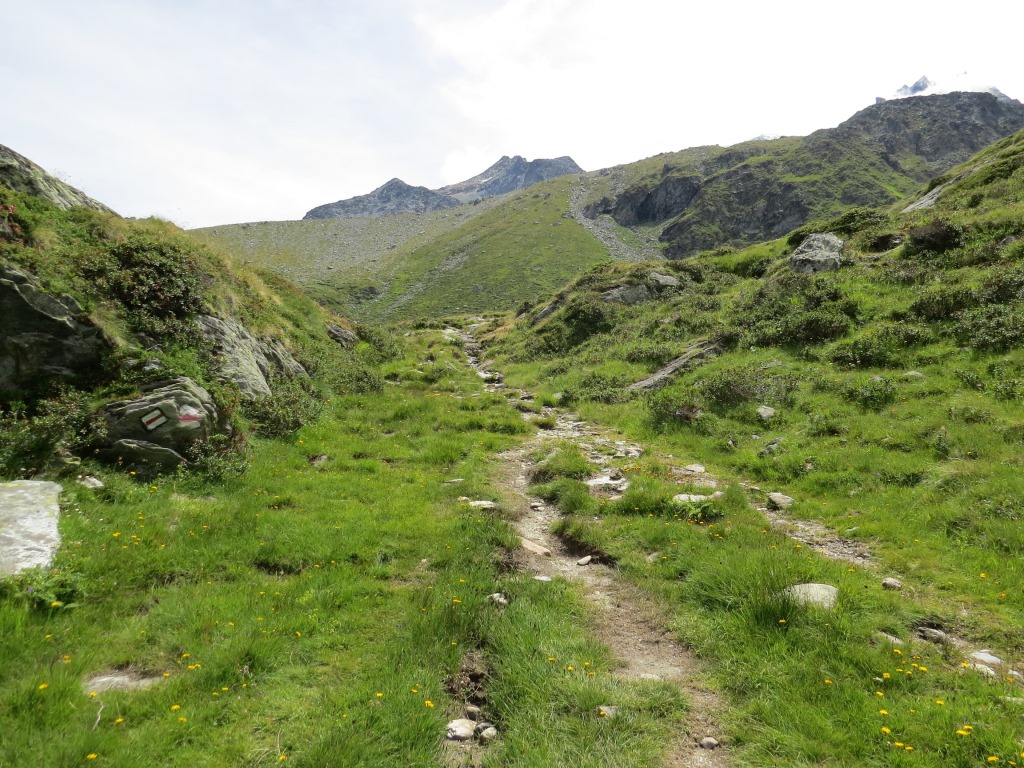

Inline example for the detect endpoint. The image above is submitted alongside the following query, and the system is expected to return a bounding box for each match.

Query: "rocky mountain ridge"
[582,92,1024,258]
[303,154,583,219]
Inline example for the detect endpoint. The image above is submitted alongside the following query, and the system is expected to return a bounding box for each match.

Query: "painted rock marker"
[140,408,168,431]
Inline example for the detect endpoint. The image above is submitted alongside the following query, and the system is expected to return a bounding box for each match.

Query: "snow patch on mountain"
[879,73,1015,104]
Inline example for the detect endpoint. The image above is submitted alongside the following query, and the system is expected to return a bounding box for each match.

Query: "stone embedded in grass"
[0,480,62,576]
[683,463,706,474]
[585,476,630,492]
[534,575,552,582]
[882,578,904,591]
[873,632,905,646]
[596,705,619,718]
[756,405,777,420]
[83,671,164,693]
[443,478,465,484]
[468,500,497,510]
[784,583,839,610]
[673,493,711,504]
[700,737,721,750]
[477,725,499,742]
[446,719,476,741]
[767,492,794,510]
[77,476,104,490]
[971,650,1003,666]
[487,593,509,607]
[972,662,998,678]
[903,371,925,379]
[916,627,952,644]
[521,538,551,557]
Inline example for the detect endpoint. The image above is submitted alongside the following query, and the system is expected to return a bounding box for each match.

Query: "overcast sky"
[4,0,1022,228]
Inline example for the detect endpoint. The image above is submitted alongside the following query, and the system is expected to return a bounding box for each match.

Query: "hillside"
[0,152,378,481]
[191,93,1024,324]
[473,127,1024,762]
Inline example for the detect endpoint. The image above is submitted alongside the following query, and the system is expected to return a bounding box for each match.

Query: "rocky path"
[569,175,663,263]
[451,327,731,767]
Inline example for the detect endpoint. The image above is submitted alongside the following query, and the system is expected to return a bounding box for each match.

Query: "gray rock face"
[785,583,839,610]
[0,265,108,395]
[197,315,306,398]
[326,324,357,348]
[0,144,115,213]
[97,377,221,470]
[648,272,681,287]
[0,480,62,575]
[789,233,845,273]
[601,284,654,305]
[767,492,794,510]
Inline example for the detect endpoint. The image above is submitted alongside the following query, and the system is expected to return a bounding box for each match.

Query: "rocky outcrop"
[326,324,358,348]
[0,144,115,213]
[627,340,721,391]
[601,284,653,305]
[789,233,844,273]
[304,179,462,219]
[0,264,109,396]
[97,377,222,471]
[196,315,307,397]
[0,480,62,575]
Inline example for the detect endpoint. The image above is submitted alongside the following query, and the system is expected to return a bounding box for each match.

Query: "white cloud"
[1,0,1022,226]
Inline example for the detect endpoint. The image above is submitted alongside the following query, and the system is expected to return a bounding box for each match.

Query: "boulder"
[196,315,307,398]
[789,233,844,274]
[0,480,62,575]
[446,719,476,741]
[767,492,794,510]
[97,377,222,470]
[648,272,681,288]
[0,265,108,395]
[326,324,357,348]
[784,583,839,610]
[756,405,776,420]
[601,284,654,305]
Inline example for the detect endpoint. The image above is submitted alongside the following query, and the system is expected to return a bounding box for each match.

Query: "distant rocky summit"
[303,155,583,220]
[0,143,114,214]
[304,178,462,219]
[439,155,583,203]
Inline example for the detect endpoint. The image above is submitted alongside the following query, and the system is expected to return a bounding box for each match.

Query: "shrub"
[733,273,856,347]
[537,295,615,353]
[83,235,206,336]
[244,377,324,437]
[828,324,933,368]
[694,365,799,411]
[908,285,977,321]
[561,371,629,404]
[905,219,963,255]
[0,390,102,478]
[953,305,1024,351]
[842,377,896,410]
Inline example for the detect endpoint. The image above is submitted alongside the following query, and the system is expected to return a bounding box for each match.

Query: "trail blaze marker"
[178,405,203,424]
[141,408,168,431]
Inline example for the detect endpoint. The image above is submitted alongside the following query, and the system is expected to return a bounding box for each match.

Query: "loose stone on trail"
[446,719,476,741]
[521,538,552,557]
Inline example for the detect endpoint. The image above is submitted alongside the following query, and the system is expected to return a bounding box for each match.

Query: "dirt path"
[452,327,731,767]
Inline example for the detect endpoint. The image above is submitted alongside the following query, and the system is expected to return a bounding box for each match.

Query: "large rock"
[601,284,654,305]
[0,264,108,395]
[196,315,306,398]
[326,324,357,348]
[97,377,221,470]
[0,144,115,213]
[0,480,62,575]
[789,233,844,273]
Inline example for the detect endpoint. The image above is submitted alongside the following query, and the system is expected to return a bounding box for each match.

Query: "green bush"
[828,324,933,368]
[908,285,977,321]
[244,376,324,437]
[0,390,102,478]
[842,377,896,410]
[953,305,1024,351]
[561,371,629,404]
[82,235,206,336]
[733,273,856,347]
[694,365,799,411]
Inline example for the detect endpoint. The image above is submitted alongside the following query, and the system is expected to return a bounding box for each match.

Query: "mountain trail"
[569,175,663,263]
[450,325,732,767]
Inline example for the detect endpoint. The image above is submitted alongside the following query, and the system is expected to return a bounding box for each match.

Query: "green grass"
[476,133,1024,764]
[0,330,692,767]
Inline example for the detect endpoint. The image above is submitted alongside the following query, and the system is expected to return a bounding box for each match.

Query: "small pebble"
[465,705,482,721]
[882,577,903,591]
[700,737,720,750]
[577,555,592,566]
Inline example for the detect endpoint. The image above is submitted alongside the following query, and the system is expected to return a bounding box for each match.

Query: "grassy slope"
[190,177,611,324]
[480,129,1024,765]
[1,330,690,767]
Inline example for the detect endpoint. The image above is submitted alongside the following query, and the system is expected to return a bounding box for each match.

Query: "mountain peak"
[876,73,1016,104]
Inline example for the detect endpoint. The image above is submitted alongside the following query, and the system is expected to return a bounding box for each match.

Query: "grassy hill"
[472,128,1024,763]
